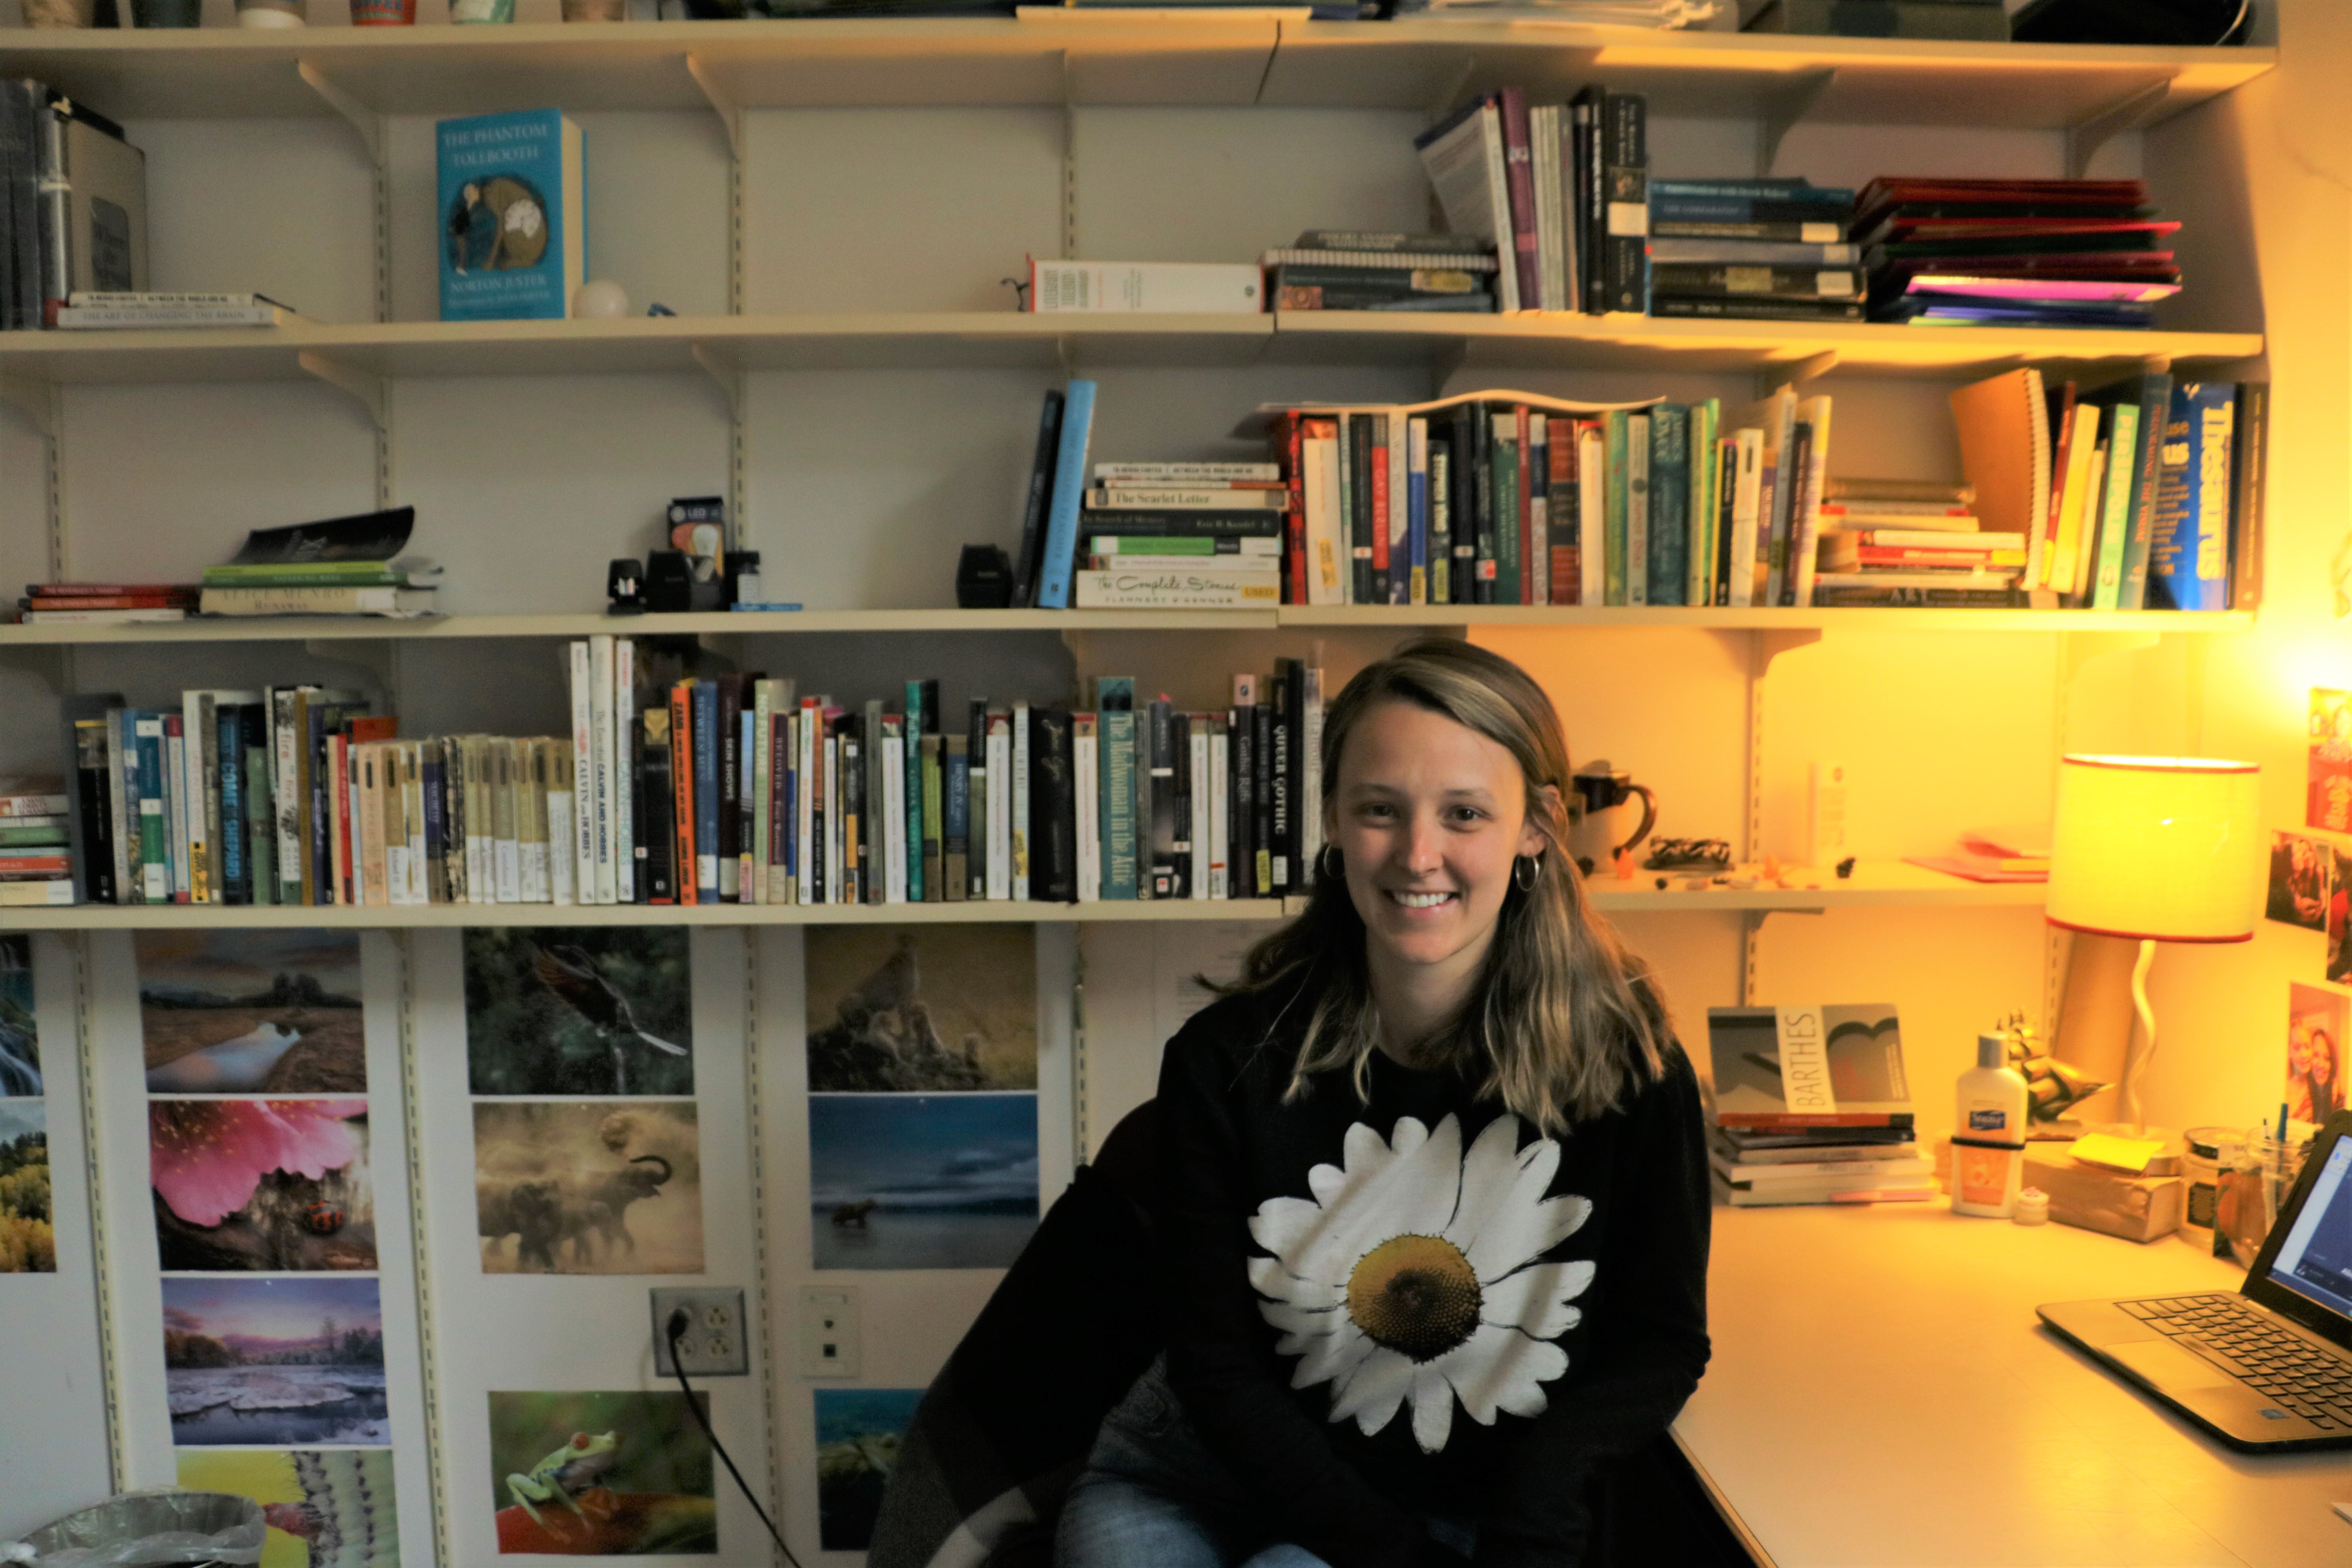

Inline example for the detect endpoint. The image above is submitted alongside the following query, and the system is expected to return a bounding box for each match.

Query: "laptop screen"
[2266,1134,2352,1321]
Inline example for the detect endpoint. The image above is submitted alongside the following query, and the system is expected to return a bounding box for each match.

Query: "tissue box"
[2024,1143,2182,1243]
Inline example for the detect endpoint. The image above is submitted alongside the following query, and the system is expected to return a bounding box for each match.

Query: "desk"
[1676,1205,2352,1568]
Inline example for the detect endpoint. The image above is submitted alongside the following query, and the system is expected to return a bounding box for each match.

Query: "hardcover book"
[1707,1005,1915,1129]
[436,109,585,323]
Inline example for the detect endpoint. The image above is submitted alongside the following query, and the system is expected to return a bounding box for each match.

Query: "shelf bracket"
[689,343,742,417]
[683,54,741,160]
[1757,349,1837,398]
[0,374,55,439]
[0,645,68,693]
[2065,77,2173,182]
[296,61,385,168]
[1757,68,1836,178]
[1738,907,1825,1007]
[303,637,399,691]
[298,351,387,431]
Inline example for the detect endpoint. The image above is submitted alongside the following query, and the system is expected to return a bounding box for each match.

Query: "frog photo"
[488,1390,719,1555]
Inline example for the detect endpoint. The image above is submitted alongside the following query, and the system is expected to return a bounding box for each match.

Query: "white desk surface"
[1675,1204,2352,1568]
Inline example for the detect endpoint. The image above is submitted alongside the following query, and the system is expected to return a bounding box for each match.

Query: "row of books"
[56,644,1331,909]
[554,641,1327,907]
[1704,1003,1933,1208]
[1949,368,2265,612]
[1414,85,1641,314]
[1641,177,1864,325]
[1256,385,1863,609]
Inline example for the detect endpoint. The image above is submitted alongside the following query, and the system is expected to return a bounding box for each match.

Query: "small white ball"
[573,279,630,320]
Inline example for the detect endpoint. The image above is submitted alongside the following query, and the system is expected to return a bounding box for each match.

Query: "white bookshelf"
[0,857,2043,928]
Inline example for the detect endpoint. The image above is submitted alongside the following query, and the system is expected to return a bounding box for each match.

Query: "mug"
[1566,760,1657,871]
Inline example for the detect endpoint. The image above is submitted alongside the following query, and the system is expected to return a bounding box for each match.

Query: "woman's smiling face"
[1327,698,1548,993]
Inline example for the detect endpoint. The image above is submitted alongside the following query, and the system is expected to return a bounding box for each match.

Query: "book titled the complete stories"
[436,109,585,323]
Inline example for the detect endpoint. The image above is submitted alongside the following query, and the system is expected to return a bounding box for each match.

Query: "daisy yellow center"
[1345,1234,1483,1362]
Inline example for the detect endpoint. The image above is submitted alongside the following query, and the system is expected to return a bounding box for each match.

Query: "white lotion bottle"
[1951,1033,2030,1218]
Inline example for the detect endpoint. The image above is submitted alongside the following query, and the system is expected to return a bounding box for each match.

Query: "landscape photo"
[814,1388,923,1552]
[486,1390,714,1556]
[805,927,1037,1092]
[0,933,34,1094]
[175,1448,401,1568]
[465,929,692,1097]
[152,1099,375,1272]
[138,931,365,1094]
[473,1102,703,1276]
[161,1276,389,1447]
[0,1097,51,1273]
[808,1093,1038,1270]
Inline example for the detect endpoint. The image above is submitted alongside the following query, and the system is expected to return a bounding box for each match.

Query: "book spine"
[884,728,908,904]
[1232,678,1256,897]
[1034,379,1099,610]
[672,684,698,905]
[612,637,635,902]
[1146,698,1176,898]
[1603,93,1649,313]
[1101,683,1137,900]
[1647,405,1688,606]
[328,732,350,905]
[1775,421,1815,607]
[2229,382,2267,612]
[1368,415,1393,605]
[1187,716,1210,899]
[1407,416,1430,606]
[1011,702,1032,901]
[905,681,926,901]
[1280,415,1308,606]
[1074,719,1099,902]
[1498,87,1543,312]
[796,704,816,904]
[1209,721,1230,899]
[693,682,721,902]
[2149,380,2235,612]
[986,716,1011,901]
[1036,709,1075,904]
[1528,415,1550,606]
[583,637,612,903]
[944,733,970,902]
[1624,414,1651,605]
[1299,667,1324,887]
[1348,414,1375,605]
[1471,404,1497,603]
[1011,389,1065,608]
[920,733,944,902]
[1269,673,1293,893]
[165,719,191,905]
[212,705,242,905]
[1428,438,1452,606]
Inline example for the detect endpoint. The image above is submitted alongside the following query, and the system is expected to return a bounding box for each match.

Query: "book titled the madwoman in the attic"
[437,109,585,323]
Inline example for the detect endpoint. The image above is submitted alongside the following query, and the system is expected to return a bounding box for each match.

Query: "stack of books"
[1645,178,1863,323]
[16,583,200,624]
[1263,230,1501,314]
[1809,477,2022,606]
[1705,1004,1933,1207]
[54,292,295,330]
[0,777,74,907]
[198,506,441,619]
[2,83,149,332]
[1074,465,1287,609]
[1855,177,2182,328]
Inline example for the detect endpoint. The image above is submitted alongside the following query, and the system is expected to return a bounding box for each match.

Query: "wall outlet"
[652,1287,749,1377]
[799,1286,861,1379]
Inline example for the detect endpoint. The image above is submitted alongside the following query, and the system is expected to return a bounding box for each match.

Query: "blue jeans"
[1055,1357,1474,1568]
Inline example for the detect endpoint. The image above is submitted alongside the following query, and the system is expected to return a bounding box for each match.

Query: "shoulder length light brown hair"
[1226,637,1672,1133]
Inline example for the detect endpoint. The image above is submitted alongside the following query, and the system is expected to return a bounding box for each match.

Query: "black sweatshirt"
[1156,985,1712,1568]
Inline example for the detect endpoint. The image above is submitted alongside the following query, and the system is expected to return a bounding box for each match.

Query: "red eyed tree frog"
[508,1430,620,1535]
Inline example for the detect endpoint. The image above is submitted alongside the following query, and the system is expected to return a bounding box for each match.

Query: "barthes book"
[436,109,585,323]
[1708,1004,1915,1129]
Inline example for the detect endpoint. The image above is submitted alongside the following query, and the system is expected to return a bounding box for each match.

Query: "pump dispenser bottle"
[1951,1033,2029,1218]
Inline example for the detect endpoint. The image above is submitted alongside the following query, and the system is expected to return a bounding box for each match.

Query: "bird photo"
[804,926,1037,1093]
[464,929,693,1097]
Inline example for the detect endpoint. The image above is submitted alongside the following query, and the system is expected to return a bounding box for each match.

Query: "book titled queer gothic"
[436,110,585,322]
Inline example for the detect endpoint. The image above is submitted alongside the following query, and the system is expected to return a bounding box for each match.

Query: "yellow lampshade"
[2047,755,2263,942]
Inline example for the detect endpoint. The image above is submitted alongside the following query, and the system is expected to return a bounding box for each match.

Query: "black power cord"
[667,1308,808,1568]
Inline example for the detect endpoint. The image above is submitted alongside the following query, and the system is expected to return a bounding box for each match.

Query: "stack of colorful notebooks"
[1705,1004,1933,1207]
[1855,176,2182,328]
[1645,178,1862,323]
[0,777,74,907]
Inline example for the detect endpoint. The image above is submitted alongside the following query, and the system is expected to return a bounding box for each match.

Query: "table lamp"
[2046,755,2265,1132]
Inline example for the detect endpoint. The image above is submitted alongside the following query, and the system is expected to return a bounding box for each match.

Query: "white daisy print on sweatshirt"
[1249,1113,1594,1454]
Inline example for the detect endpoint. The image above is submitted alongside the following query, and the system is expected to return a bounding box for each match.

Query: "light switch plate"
[799,1286,861,1378]
[652,1287,749,1377]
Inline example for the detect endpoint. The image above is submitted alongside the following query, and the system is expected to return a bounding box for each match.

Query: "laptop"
[2038,1108,2352,1452]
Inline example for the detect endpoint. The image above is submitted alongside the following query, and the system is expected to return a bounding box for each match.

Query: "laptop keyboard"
[2121,1293,2352,1428]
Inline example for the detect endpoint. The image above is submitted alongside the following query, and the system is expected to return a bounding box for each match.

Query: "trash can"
[5,1492,266,1568]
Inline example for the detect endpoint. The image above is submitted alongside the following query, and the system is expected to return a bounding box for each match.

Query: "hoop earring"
[1512,854,1541,891]
[1320,844,1344,883]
